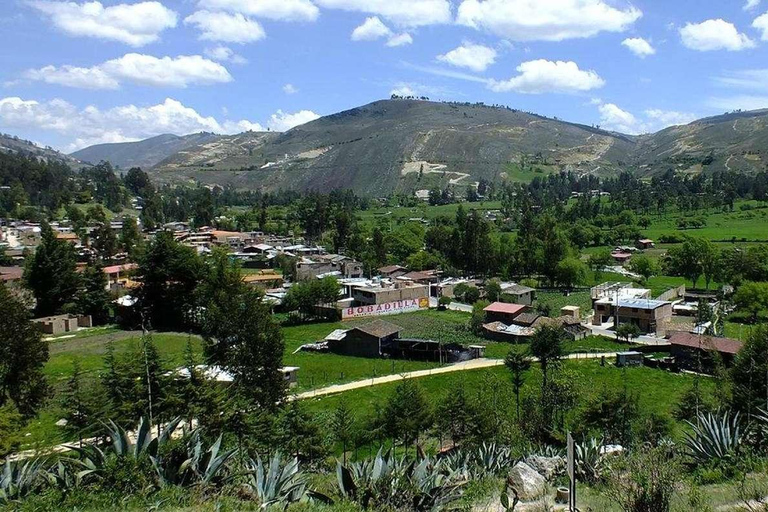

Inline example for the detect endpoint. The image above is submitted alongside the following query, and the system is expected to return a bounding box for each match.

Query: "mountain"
[0,133,84,167]
[71,132,221,169]
[68,100,768,194]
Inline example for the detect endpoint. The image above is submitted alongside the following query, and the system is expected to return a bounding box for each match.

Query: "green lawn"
[642,202,768,242]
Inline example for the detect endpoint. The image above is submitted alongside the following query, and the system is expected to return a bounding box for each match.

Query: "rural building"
[561,306,581,320]
[484,302,529,324]
[378,265,407,278]
[173,365,300,388]
[351,281,429,306]
[243,271,284,289]
[636,239,656,250]
[33,314,92,336]
[0,266,23,285]
[668,331,743,372]
[296,255,363,281]
[511,312,541,327]
[103,263,137,292]
[611,251,632,264]
[616,351,644,367]
[594,298,673,334]
[500,283,536,305]
[327,320,401,357]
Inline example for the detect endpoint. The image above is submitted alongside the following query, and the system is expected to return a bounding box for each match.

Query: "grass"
[642,202,768,242]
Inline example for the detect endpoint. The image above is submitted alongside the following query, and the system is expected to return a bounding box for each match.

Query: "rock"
[524,455,565,481]
[600,444,624,456]
[507,462,547,501]
[55,418,68,427]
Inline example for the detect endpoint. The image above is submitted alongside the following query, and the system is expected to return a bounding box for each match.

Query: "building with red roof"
[483,302,529,324]
[669,331,743,372]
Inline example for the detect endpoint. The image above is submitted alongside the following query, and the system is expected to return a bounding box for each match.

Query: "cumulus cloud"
[283,83,299,94]
[437,42,497,72]
[28,1,177,46]
[185,10,265,43]
[24,54,233,89]
[197,0,319,22]
[267,109,320,131]
[456,0,641,41]
[621,37,655,58]
[351,16,391,40]
[597,103,697,134]
[754,12,768,40]
[0,96,320,151]
[488,60,604,94]
[316,0,451,27]
[351,17,412,46]
[204,46,247,64]
[680,19,755,51]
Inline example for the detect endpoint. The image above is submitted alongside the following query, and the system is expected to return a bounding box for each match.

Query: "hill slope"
[71,132,221,169]
[0,133,84,167]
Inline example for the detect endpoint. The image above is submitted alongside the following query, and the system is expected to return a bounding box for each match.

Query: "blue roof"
[617,298,670,310]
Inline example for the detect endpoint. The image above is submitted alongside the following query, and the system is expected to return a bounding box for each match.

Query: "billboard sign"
[342,297,429,319]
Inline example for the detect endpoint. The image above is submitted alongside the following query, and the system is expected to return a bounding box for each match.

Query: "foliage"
[683,410,742,466]
[616,323,641,343]
[380,379,432,455]
[151,432,236,488]
[469,300,490,334]
[0,458,48,504]
[730,326,768,416]
[574,437,605,484]
[605,445,681,512]
[629,255,660,284]
[0,283,49,416]
[503,351,530,422]
[77,261,112,324]
[578,386,640,446]
[244,453,324,508]
[734,282,768,323]
[24,221,80,316]
[283,276,341,321]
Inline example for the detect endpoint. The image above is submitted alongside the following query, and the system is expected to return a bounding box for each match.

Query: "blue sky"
[1,0,767,152]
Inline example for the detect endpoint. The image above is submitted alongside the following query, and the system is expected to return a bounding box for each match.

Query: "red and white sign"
[342,297,429,319]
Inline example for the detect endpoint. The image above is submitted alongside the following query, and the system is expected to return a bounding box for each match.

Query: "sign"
[567,432,576,512]
[342,297,429,319]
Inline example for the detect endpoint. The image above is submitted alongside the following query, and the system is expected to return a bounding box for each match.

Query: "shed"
[500,284,536,305]
[484,302,529,324]
[328,320,402,358]
[668,331,743,372]
[616,351,644,367]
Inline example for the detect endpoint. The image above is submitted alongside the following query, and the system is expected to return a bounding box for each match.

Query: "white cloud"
[711,69,768,110]
[351,16,391,40]
[197,0,319,22]
[621,37,655,58]
[389,82,451,98]
[391,84,416,96]
[680,19,755,51]
[185,10,265,43]
[283,83,299,94]
[0,96,321,151]
[456,0,641,41]
[597,103,697,134]
[745,0,761,10]
[204,46,247,64]
[28,1,177,46]
[267,109,320,131]
[715,68,768,91]
[315,0,451,27]
[437,42,497,72]
[754,12,768,40]
[386,33,413,46]
[25,54,233,89]
[488,59,605,94]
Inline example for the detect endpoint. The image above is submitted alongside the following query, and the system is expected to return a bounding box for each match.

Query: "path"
[293,352,618,400]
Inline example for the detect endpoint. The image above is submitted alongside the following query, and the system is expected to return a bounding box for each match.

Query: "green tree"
[382,379,432,456]
[555,257,587,290]
[78,261,111,324]
[434,383,477,446]
[24,221,80,316]
[730,326,768,419]
[0,403,23,458]
[470,300,490,334]
[734,282,768,323]
[529,325,564,394]
[485,279,502,302]
[120,216,143,257]
[616,322,641,343]
[61,358,98,445]
[92,221,118,260]
[588,249,612,281]
[504,350,531,422]
[629,255,660,284]
[277,400,327,462]
[331,398,356,463]
[0,283,49,416]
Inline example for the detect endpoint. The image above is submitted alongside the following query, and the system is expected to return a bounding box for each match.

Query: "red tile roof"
[103,263,138,274]
[669,331,743,355]
[484,302,528,315]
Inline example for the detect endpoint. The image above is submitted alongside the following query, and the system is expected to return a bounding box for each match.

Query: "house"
[500,283,536,306]
[611,251,632,264]
[103,263,138,291]
[243,271,284,289]
[173,365,300,388]
[33,314,92,336]
[327,320,402,357]
[296,255,364,281]
[561,306,581,320]
[484,302,529,324]
[636,239,656,250]
[351,281,429,307]
[668,331,743,372]
[616,351,644,367]
[511,312,541,327]
[378,265,407,278]
[0,266,23,285]
[594,298,673,335]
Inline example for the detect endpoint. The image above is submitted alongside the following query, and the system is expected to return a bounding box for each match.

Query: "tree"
[92,221,118,260]
[331,398,356,463]
[665,237,713,289]
[504,351,530,422]
[734,282,768,323]
[435,384,477,446]
[730,326,768,419]
[616,322,641,343]
[629,255,660,284]
[528,325,564,393]
[605,446,680,512]
[470,300,490,334]
[61,358,98,445]
[485,280,502,302]
[382,379,432,456]
[24,221,80,316]
[124,167,152,196]
[120,217,143,257]
[588,249,612,281]
[0,283,49,416]
[0,403,23,458]
[78,261,111,324]
[555,257,587,290]
[277,400,327,462]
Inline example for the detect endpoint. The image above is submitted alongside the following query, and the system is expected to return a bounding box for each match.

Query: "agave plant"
[0,458,47,504]
[440,450,471,479]
[43,459,97,490]
[337,448,395,508]
[105,416,182,459]
[474,443,514,477]
[575,438,604,484]
[684,410,742,465]
[410,457,465,511]
[151,431,236,488]
[244,452,327,509]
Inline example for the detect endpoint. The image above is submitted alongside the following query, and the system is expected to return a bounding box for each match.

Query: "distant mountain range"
[5,99,768,194]
[0,133,84,167]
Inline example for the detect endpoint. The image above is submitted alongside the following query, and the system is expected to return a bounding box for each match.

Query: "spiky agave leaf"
[684,410,742,464]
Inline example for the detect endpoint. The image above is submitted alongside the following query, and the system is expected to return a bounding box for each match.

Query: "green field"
[642,202,768,242]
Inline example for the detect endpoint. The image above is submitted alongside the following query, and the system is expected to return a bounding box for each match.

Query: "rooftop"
[669,332,743,355]
[351,319,402,338]
[484,302,527,315]
[616,298,671,310]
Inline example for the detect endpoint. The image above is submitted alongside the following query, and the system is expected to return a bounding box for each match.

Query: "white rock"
[507,461,547,501]
[525,455,565,481]
[600,444,624,456]
[55,418,68,427]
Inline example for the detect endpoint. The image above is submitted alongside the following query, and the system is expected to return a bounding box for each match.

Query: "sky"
[1,0,767,153]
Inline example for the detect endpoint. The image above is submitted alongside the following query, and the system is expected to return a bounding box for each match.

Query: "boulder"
[524,455,565,481]
[507,462,547,501]
[600,444,624,457]
[55,418,68,427]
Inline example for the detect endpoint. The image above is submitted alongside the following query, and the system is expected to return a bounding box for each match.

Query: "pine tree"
[331,398,356,463]
[78,261,111,324]
[24,221,80,316]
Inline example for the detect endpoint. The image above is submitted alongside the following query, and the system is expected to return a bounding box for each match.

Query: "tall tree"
[504,351,531,422]
[331,398,356,463]
[92,221,118,260]
[529,325,564,394]
[78,261,111,324]
[0,283,49,416]
[24,221,80,316]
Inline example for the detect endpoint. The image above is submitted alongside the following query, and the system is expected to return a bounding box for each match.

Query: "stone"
[55,418,68,427]
[507,461,547,501]
[524,455,565,481]
[600,444,624,456]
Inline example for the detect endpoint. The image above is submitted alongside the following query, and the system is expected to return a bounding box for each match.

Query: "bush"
[605,445,680,512]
